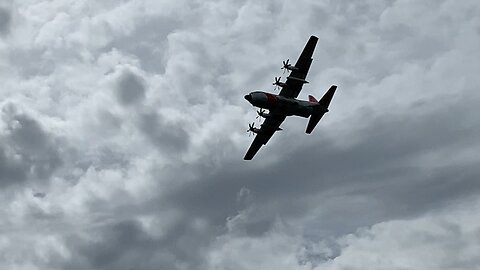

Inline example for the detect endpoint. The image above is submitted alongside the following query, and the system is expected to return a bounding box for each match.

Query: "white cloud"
[207,197,480,270]
[318,199,480,270]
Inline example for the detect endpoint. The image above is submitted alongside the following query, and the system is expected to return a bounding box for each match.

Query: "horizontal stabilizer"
[318,85,337,107]
[305,112,324,134]
[308,95,318,103]
[305,85,337,134]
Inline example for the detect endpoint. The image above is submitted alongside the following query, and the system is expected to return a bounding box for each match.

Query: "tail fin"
[308,95,318,103]
[306,85,337,134]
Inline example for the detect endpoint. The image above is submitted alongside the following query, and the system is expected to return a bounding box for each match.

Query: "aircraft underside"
[243,35,337,160]
[244,91,314,118]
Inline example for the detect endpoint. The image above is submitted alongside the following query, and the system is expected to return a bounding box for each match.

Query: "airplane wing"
[279,35,318,99]
[244,114,286,160]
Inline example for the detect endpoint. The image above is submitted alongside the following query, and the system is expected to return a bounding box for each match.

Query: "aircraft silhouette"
[244,35,337,160]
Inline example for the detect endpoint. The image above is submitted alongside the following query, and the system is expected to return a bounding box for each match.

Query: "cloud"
[160,94,480,242]
[115,69,146,106]
[33,191,47,198]
[317,199,480,270]
[0,104,62,187]
[0,146,27,186]
[137,110,190,153]
[0,0,480,269]
[65,220,154,270]
[0,7,10,35]
[207,197,480,270]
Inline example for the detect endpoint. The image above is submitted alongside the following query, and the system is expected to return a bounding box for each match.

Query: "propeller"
[256,108,266,121]
[272,77,281,90]
[281,59,290,74]
[273,76,287,91]
[247,122,255,137]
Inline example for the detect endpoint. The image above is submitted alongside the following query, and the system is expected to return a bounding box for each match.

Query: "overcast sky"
[1,0,480,269]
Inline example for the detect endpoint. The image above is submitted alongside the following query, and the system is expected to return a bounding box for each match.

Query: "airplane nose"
[244,94,252,102]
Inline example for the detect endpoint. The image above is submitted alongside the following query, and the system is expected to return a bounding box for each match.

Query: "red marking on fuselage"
[265,93,277,107]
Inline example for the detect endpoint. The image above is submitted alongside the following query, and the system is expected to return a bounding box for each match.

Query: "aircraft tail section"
[306,85,337,134]
[308,95,318,103]
[318,85,337,108]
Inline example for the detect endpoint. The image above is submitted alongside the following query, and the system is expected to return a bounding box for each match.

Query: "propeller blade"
[281,59,291,73]
[281,59,289,70]
[256,109,266,120]
[273,77,281,89]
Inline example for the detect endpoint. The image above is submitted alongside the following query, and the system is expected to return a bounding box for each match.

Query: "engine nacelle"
[251,128,262,134]
[274,81,287,88]
[285,64,298,71]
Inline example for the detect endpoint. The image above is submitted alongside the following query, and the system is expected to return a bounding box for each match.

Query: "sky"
[0,0,480,269]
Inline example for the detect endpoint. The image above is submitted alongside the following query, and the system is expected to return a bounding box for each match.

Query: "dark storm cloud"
[67,221,155,270]
[106,96,477,267]
[138,111,190,153]
[63,218,211,270]
[0,7,11,35]
[115,70,146,106]
[0,146,27,185]
[0,105,62,187]
[33,191,46,198]
[163,96,480,238]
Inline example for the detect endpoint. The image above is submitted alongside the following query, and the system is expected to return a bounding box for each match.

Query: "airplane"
[243,35,337,160]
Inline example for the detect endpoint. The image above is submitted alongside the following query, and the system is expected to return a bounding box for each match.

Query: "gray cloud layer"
[0,105,61,187]
[0,0,479,269]
[0,7,11,35]
[115,70,146,105]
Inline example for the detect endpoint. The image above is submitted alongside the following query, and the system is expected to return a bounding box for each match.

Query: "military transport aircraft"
[243,35,337,160]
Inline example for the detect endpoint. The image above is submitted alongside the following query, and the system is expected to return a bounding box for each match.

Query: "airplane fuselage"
[243,35,337,160]
[244,91,317,118]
